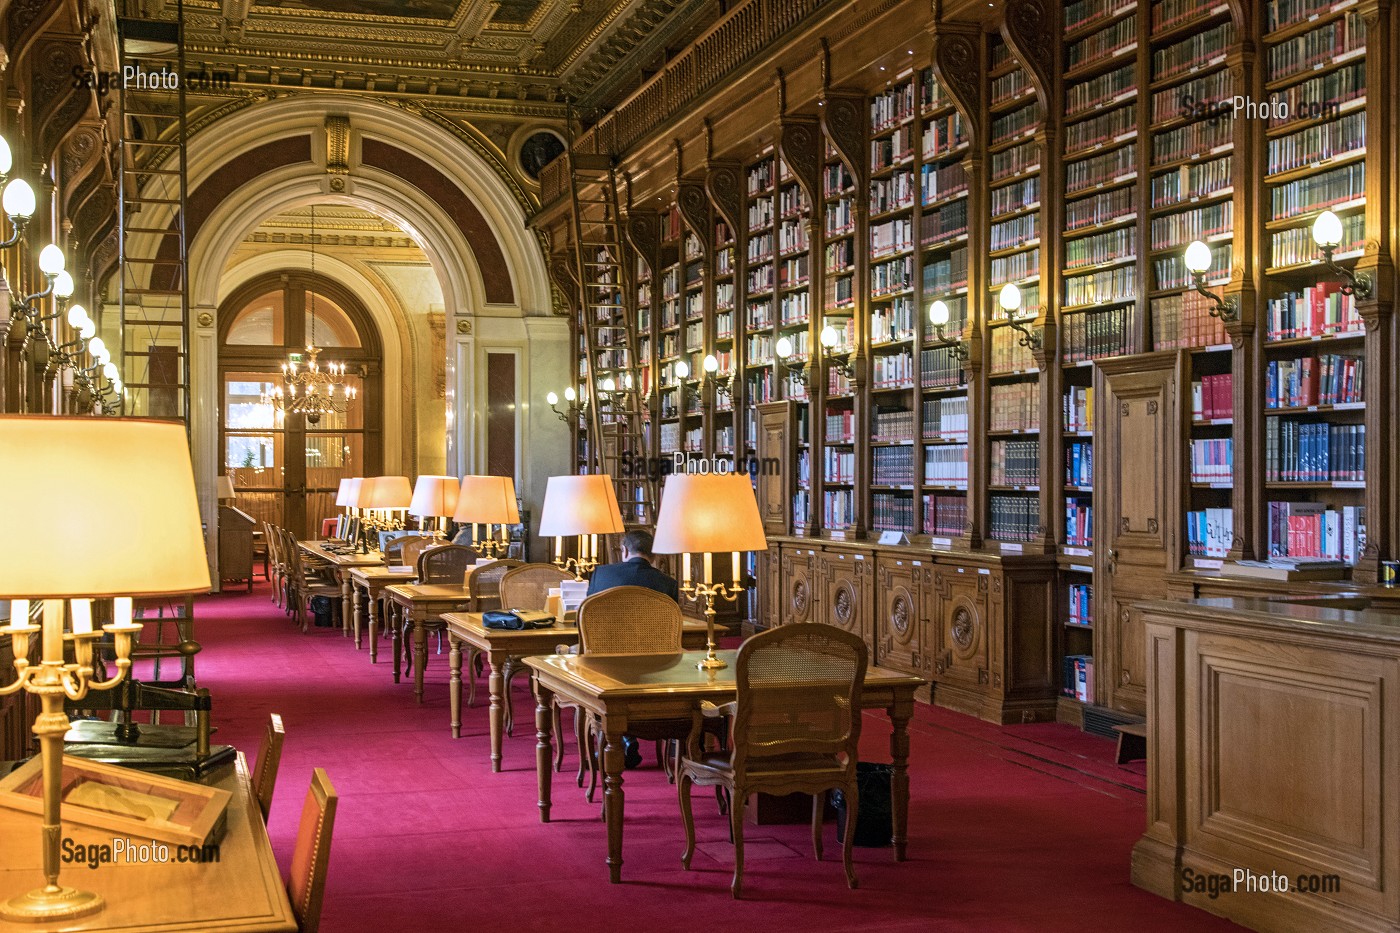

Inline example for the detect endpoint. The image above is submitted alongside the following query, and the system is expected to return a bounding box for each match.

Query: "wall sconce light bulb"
[1183,239,1213,275]
[2,178,35,220]
[38,243,66,276]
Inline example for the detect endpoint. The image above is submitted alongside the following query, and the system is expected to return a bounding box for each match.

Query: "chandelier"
[261,204,356,425]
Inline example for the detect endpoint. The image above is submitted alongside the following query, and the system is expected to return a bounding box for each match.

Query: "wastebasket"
[830,762,893,847]
[310,595,336,628]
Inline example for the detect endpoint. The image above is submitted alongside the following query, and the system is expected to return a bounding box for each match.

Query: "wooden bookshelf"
[537,0,1397,722]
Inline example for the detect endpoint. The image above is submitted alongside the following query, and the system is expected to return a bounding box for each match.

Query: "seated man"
[584,528,679,768]
[586,529,679,603]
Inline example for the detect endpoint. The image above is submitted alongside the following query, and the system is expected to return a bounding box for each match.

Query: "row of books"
[1153,117,1230,167]
[1066,13,1137,70]
[823,448,856,484]
[1187,507,1234,558]
[1265,284,1361,339]
[873,446,917,485]
[991,380,1041,433]
[871,80,916,133]
[1066,498,1093,546]
[871,217,912,257]
[1270,162,1364,221]
[779,291,809,324]
[990,213,1039,252]
[1066,185,1135,231]
[872,298,916,343]
[991,438,1040,486]
[990,250,1039,288]
[778,184,810,220]
[992,177,1040,217]
[1270,211,1362,268]
[991,141,1040,182]
[1268,0,1346,31]
[1151,293,1229,351]
[747,159,775,195]
[990,327,1037,374]
[872,255,913,297]
[1064,386,1095,433]
[1149,200,1232,251]
[922,345,967,389]
[924,396,970,440]
[1192,373,1234,421]
[747,298,773,331]
[871,494,916,533]
[871,171,916,215]
[1151,156,1231,209]
[1267,502,1366,563]
[921,201,969,246]
[1067,582,1093,627]
[924,248,970,292]
[1066,64,1134,118]
[826,199,855,237]
[1266,12,1365,82]
[990,494,1040,543]
[872,407,916,442]
[1265,355,1364,409]
[923,114,969,161]
[823,490,855,529]
[1067,442,1094,487]
[1268,62,1364,127]
[990,101,1043,147]
[1061,305,1140,364]
[1151,68,1231,124]
[1266,112,1365,177]
[1065,0,1134,33]
[924,444,970,485]
[748,197,774,232]
[1153,22,1232,82]
[1066,144,1135,194]
[925,493,968,537]
[825,408,855,443]
[1154,243,1231,291]
[921,161,968,205]
[872,130,916,173]
[992,68,1031,106]
[1064,106,1136,156]
[1191,438,1233,483]
[823,162,854,198]
[1264,420,1366,482]
[777,218,808,254]
[1065,227,1136,270]
[1062,655,1095,702]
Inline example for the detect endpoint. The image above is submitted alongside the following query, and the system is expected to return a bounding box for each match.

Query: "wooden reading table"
[0,753,294,932]
[383,583,476,703]
[440,611,719,772]
[348,564,416,658]
[296,541,384,639]
[526,649,925,883]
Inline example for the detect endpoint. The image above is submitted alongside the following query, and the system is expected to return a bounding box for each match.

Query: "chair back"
[731,623,867,774]
[499,563,572,611]
[577,586,683,655]
[416,544,479,584]
[288,768,337,933]
[263,523,281,566]
[400,535,440,568]
[253,713,285,822]
[467,559,524,612]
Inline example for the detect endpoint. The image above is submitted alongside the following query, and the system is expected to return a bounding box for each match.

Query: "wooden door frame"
[216,271,385,536]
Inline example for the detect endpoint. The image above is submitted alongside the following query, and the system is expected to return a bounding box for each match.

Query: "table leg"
[413,612,427,704]
[391,603,402,684]
[533,679,555,822]
[340,573,352,637]
[889,696,913,861]
[602,715,627,883]
[449,634,462,739]
[352,585,364,649]
[368,593,380,664]
[487,652,505,772]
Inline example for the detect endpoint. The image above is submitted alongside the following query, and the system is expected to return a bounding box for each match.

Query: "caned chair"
[287,768,338,933]
[400,545,480,677]
[400,535,440,569]
[253,713,285,822]
[285,534,341,633]
[498,564,573,735]
[266,524,291,607]
[575,586,687,796]
[458,559,523,708]
[678,622,868,899]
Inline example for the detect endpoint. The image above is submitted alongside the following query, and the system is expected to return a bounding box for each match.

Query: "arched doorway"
[218,271,383,537]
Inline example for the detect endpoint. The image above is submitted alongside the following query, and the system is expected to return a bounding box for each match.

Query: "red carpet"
[179,581,1241,932]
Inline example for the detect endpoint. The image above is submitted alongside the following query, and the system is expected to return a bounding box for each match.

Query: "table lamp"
[453,475,519,558]
[214,475,236,505]
[353,475,411,551]
[409,475,460,538]
[652,473,767,669]
[0,416,210,922]
[538,475,623,579]
[335,477,363,543]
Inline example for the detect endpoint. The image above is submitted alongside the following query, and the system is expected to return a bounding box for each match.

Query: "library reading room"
[0,0,1395,930]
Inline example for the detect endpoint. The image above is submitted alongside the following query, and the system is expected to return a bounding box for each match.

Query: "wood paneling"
[813,547,873,648]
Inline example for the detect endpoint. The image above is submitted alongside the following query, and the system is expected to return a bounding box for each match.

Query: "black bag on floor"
[830,762,894,847]
[310,595,336,628]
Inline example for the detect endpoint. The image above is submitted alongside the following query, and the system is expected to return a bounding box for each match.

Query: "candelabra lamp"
[409,475,460,539]
[352,476,412,552]
[1311,209,1372,299]
[539,474,624,580]
[334,477,363,542]
[652,473,768,670]
[1183,240,1239,322]
[546,386,586,422]
[453,475,520,558]
[998,283,1044,349]
[927,300,969,360]
[0,416,210,922]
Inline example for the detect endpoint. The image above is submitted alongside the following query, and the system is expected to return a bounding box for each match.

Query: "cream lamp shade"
[453,475,520,524]
[0,417,211,598]
[335,477,363,507]
[355,475,412,510]
[409,475,461,519]
[215,475,236,502]
[652,473,768,555]
[537,474,623,536]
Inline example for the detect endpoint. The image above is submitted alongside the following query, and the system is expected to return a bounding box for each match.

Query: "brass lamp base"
[0,884,104,922]
[697,653,728,671]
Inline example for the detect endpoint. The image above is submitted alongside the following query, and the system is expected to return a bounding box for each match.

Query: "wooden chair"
[400,545,481,678]
[400,535,439,569]
[285,535,340,633]
[498,564,573,735]
[576,586,689,798]
[253,713,285,822]
[264,524,286,607]
[459,559,523,708]
[287,768,337,933]
[678,622,868,899]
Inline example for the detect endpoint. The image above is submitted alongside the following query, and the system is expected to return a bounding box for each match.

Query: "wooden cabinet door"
[755,549,778,630]
[1093,353,1183,716]
[814,548,872,648]
[874,556,930,675]
[779,545,817,625]
[928,564,993,691]
[755,401,796,535]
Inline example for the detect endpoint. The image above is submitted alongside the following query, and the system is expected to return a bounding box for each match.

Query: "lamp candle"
[732,552,741,586]
[41,600,62,662]
[589,534,597,563]
[112,597,138,632]
[703,552,713,587]
[5,599,28,631]
[69,599,92,634]
[555,535,562,560]
[682,552,691,585]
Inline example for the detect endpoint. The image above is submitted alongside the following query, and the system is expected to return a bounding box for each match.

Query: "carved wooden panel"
[780,546,817,625]
[874,556,929,676]
[755,401,795,535]
[1000,0,1056,105]
[676,182,711,254]
[929,566,991,692]
[932,25,984,144]
[755,549,778,629]
[814,549,872,648]
[819,90,867,188]
[778,115,822,206]
[704,160,744,234]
